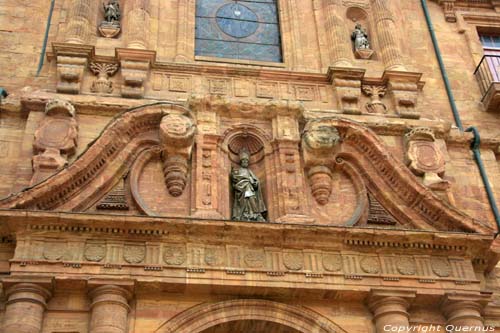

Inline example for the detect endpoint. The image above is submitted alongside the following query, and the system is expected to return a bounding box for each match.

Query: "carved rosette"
[163,245,186,265]
[123,245,145,264]
[84,244,106,262]
[396,257,417,275]
[360,256,380,274]
[405,127,449,190]
[431,257,452,277]
[31,100,78,186]
[244,250,265,269]
[322,253,342,272]
[283,252,304,271]
[302,122,340,205]
[159,112,196,197]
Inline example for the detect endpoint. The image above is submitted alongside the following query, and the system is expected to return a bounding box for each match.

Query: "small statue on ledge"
[231,148,267,222]
[351,23,374,59]
[99,0,121,38]
[104,0,120,22]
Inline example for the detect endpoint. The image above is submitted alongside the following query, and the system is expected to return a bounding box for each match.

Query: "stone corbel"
[301,121,340,205]
[438,0,457,22]
[31,100,78,186]
[53,43,94,94]
[404,127,450,190]
[383,70,423,119]
[116,48,156,98]
[159,109,196,197]
[328,67,365,115]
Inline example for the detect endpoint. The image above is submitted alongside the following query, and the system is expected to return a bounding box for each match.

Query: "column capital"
[441,292,491,319]
[367,289,416,317]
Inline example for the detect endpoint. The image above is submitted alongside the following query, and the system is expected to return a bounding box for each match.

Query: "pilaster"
[2,277,53,333]
[368,289,416,333]
[65,0,94,44]
[324,0,353,67]
[126,0,151,49]
[88,281,134,333]
[441,293,490,332]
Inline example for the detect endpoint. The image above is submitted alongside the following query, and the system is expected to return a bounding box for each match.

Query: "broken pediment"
[0,102,493,234]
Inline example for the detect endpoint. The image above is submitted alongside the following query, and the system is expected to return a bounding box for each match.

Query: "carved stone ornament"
[360,256,380,274]
[302,122,340,205]
[205,247,225,266]
[159,112,196,197]
[244,250,265,268]
[84,244,106,262]
[123,245,146,264]
[405,127,449,190]
[43,242,66,261]
[283,252,304,271]
[396,257,417,275]
[163,245,186,265]
[362,85,387,114]
[431,257,452,277]
[31,100,78,186]
[89,62,119,94]
[322,253,343,272]
[99,0,121,38]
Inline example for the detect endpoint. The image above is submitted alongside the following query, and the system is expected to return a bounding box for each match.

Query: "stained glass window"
[195,0,282,62]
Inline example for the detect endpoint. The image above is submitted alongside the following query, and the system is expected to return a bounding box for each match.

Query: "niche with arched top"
[346,6,377,60]
[220,127,271,222]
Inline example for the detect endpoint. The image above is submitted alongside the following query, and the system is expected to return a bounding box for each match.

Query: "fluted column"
[442,294,487,332]
[324,1,352,67]
[371,0,406,71]
[3,283,52,333]
[368,290,416,333]
[65,0,93,44]
[126,0,151,49]
[89,285,132,333]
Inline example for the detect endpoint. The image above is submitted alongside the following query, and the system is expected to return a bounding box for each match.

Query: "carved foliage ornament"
[89,62,119,94]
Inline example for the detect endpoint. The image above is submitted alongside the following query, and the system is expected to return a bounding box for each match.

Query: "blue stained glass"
[195,0,282,62]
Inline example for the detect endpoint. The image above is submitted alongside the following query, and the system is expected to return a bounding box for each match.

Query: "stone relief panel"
[150,72,333,105]
[13,237,478,284]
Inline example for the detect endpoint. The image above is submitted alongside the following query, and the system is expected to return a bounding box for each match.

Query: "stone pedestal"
[368,290,416,333]
[116,49,155,99]
[89,285,132,333]
[52,43,94,94]
[3,283,52,333]
[328,67,365,115]
[442,293,489,332]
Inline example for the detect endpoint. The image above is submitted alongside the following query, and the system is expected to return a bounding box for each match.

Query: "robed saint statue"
[231,148,267,222]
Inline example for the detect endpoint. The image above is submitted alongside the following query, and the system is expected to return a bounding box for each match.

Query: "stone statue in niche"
[231,148,267,222]
[351,23,374,59]
[99,0,121,38]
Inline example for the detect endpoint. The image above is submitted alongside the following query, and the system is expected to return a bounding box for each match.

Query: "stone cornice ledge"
[0,209,494,257]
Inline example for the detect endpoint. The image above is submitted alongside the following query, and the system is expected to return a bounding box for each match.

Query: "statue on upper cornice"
[103,0,121,23]
[351,23,370,50]
[100,0,121,38]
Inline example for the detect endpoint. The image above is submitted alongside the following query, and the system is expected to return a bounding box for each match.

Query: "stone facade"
[1,0,500,332]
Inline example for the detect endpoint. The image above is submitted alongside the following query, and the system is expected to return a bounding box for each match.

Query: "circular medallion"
[43,242,65,261]
[84,244,106,262]
[322,253,342,272]
[431,257,452,277]
[283,252,303,271]
[396,257,417,275]
[216,3,259,38]
[244,250,265,268]
[163,246,186,266]
[360,257,380,274]
[123,245,146,264]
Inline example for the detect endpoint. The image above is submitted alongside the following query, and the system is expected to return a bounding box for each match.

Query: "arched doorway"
[156,299,347,333]
[200,320,302,333]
